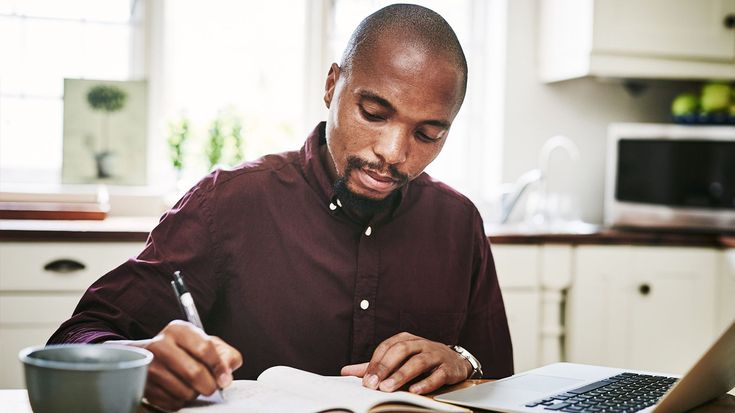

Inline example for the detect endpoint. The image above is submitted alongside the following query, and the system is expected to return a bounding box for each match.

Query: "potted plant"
[86,85,127,178]
[167,116,191,182]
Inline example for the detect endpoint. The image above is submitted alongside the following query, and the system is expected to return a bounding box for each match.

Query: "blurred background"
[0,0,734,390]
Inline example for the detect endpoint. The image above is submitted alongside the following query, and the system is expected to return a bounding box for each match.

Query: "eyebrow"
[357,90,451,130]
[358,91,395,112]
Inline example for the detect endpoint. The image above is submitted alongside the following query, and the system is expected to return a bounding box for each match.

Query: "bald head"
[339,3,468,102]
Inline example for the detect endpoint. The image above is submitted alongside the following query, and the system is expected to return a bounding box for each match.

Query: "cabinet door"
[567,246,718,374]
[501,290,541,373]
[0,294,84,388]
[721,250,735,330]
[492,245,542,372]
[593,0,735,61]
[492,245,540,289]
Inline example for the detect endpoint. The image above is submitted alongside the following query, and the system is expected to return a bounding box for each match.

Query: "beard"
[333,156,409,217]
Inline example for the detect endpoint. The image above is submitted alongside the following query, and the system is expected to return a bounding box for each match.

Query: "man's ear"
[324,63,341,109]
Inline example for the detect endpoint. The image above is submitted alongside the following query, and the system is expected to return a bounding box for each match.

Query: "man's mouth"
[356,167,398,194]
[339,155,409,199]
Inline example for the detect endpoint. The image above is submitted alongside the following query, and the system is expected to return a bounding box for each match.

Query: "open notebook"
[178,365,470,413]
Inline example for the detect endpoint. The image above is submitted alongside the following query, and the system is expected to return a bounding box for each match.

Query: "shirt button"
[364,226,372,236]
[360,299,370,310]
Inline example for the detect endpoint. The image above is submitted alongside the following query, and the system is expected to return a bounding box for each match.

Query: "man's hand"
[109,320,243,412]
[340,332,472,395]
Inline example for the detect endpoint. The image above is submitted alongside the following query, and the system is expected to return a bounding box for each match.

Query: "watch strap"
[450,344,483,379]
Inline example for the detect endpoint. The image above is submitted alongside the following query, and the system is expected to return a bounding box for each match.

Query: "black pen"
[171,271,225,402]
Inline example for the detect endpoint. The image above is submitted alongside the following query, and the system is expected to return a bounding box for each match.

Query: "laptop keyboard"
[524,372,678,413]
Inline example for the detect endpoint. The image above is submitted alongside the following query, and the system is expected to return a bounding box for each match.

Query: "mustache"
[345,156,409,185]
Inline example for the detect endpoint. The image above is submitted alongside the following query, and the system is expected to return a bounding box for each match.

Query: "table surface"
[3,381,734,413]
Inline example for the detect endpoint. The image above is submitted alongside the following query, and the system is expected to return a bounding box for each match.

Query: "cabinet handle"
[638,283,651,296]
[44,259,86,274]
[725,14,735,29]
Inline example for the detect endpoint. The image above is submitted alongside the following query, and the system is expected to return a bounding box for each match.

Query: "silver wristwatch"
[450,344,483,379]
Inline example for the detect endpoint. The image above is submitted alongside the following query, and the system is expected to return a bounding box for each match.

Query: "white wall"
[500,0,699,224]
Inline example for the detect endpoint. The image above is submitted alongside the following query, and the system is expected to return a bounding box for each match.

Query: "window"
[157,0,309,188]
[1,0,504,209]
[0,0,136,185]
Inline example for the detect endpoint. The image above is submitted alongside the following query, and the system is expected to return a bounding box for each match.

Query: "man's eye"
[360,107,385,122]
[416,131,439,142]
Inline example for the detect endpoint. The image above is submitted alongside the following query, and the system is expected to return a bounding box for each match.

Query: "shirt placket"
[351,222,380,363]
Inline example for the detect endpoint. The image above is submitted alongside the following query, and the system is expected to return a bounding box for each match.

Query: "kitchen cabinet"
[566,245,720,375]
[492,244,572,373]
[721,249,735,331]
[0,241,144,388]
[538,0,735,82]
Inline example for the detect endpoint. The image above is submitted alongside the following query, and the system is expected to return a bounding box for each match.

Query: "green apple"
[671,93,698,116]
[700,82,732,113]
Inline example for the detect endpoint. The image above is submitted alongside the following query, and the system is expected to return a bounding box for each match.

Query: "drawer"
[0,294,85,325]
[0,293,89,388]
[0,242,144,291]
[1,328,62,388]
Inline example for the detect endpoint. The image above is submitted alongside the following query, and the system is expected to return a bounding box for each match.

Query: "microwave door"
[616,139,735,210]
[611,138,735,232]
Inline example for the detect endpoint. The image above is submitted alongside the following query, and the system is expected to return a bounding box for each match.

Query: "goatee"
[333,156,408,217]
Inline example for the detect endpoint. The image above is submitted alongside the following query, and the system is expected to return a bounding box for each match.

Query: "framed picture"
[62,79,148,185]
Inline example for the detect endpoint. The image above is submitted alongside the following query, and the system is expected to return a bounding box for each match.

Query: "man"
[49,4,513,411]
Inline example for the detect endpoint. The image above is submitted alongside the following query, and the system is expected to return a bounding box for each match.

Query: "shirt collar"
[299,122,409,222]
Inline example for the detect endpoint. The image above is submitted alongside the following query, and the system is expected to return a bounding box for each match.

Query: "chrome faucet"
[500,168,543,224]
[499,135,580,224]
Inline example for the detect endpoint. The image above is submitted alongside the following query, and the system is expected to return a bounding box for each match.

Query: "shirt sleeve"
[457,209,514,378]
[48,180,223,344]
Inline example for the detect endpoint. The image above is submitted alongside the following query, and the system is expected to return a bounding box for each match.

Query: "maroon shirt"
[49,122,514,379]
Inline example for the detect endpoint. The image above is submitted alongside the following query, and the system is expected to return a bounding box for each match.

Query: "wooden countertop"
[488,228,735,248]
[1,218,733,248]
[0,217,158,242]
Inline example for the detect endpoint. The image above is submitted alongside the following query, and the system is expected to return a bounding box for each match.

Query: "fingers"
[145,384,189,412]
[146,362,197,411]
[341,362,369,377]
[362,332,422,389]
[128,320,242,410]
[148,331,220,396]
[360,332,471,394]
[408,367,452,394]
[369,340,424,391]
[367,332,420,371]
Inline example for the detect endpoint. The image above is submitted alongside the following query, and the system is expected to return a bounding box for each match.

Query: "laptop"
[436,321,735,413]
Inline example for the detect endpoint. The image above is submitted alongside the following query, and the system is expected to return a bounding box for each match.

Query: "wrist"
[449,344,483,379]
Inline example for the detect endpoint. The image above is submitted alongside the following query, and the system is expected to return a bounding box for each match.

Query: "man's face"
[323,36,465,202]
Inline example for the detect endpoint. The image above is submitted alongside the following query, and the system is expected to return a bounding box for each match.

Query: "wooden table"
[3,382,734,413]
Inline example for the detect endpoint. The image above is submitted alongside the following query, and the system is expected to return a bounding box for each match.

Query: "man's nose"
[373,128,408,165]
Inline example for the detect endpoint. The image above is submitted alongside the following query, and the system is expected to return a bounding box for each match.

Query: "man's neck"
[319,144,338,183]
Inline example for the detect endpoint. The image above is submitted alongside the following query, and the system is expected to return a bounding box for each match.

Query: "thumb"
[341,362,369,377]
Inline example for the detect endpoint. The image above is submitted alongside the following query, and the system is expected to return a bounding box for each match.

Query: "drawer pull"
[44,259,86,273]
[725,14,735,29]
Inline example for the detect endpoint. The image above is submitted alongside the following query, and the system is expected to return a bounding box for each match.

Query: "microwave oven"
[604,123,735,233]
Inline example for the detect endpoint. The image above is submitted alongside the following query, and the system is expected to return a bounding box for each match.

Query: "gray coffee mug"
[19,344,153,413]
